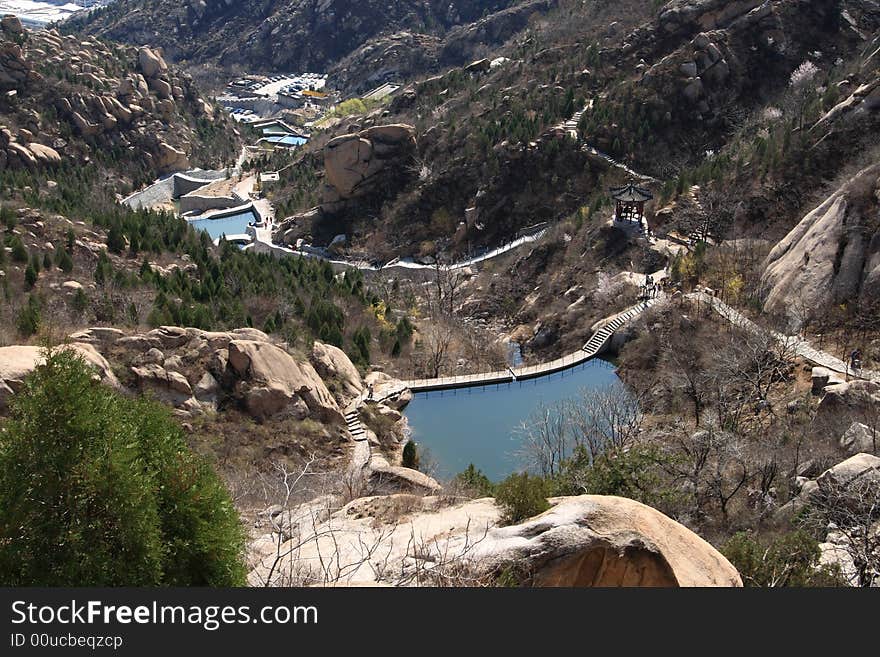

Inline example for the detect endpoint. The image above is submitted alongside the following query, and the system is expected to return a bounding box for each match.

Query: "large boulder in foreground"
[462,495,742,587]
[0,344,121,411]
[248,494,741,587]
[227,340,341,423]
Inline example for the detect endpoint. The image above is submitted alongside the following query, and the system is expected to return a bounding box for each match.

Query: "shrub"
[54,246,73,273]
[722,530,847,587]
[402,441,420,470]
[453,464,495,497]
[24,262,37,289]
[69,288,88,315]
[553,444,676,511]
[10,238,28,263]
[495,472,550,525]
[15,294,41,336]
[106,223,126,254]
[0,349,247,586]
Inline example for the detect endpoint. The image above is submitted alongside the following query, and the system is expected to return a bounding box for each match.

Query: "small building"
[610,183,653,230]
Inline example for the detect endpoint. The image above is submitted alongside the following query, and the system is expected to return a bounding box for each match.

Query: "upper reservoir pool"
[404,359,620,482]
[188,209,258,240]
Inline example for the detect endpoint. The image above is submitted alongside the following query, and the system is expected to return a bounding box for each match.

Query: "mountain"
[0,14,239,188]
[66,0,546,90]
[3,1,880,589]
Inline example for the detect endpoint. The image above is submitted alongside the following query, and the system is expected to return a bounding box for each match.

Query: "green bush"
[722,530,847,587]
[54,246,73,273]
[402,441,420,470]
[106,223,126,254]
[553,444,676,510]
[10,238,28,263]
[23,262,37,289]
[453,464,495,497]
[0,349,246,586]
[495,472,550,525]
[15,294,41,337]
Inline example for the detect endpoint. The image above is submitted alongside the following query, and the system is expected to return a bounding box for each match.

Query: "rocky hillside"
[762,163,880,329]
[67,0,548,91]
[265,0,880,357]
[0,16,238,188]
[0,327,411,488]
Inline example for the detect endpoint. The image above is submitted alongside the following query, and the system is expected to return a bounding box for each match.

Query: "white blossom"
[762,107,783,122]
[790,60,820,88]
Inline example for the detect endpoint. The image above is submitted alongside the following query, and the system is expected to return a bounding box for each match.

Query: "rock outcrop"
[816,452,880,493]
[226,340,341,423]
[322,124,416,209]
[137,46,167,79]
[311,341,363,402]
[814,380,880,443]
[0,326,355,431]
[0,344,121,411]
[272,124,417,246]
[839,422,878,456]
[0,24,231,178]
[248,493,741,587]
[761,164,880,328]
[368,453,442,494]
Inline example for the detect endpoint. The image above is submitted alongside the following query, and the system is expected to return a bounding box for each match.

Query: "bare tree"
[704,430,751,523]
[430,261,468,317]
[665,427,752,524]
[416,317,456,378]
[567,382,644,459]
[719,327,796,415]
[516,401,571,477]
[663,338,710,426]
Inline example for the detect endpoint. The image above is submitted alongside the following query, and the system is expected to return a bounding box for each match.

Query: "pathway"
[389,296,663,394]
[343,404,371,482]
[253,224,549,274]
[558,101,658,183]
[692,292,880,383]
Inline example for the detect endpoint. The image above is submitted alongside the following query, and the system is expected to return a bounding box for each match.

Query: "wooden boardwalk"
[398,298,662,393]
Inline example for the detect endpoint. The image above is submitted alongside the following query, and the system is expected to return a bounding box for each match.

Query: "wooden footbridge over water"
[396,297,663,394]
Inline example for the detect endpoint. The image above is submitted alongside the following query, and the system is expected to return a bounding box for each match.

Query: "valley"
[1,0,880,589]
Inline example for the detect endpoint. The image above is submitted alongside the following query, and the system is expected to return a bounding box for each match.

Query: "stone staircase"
[582,298,662,357]
[562,108,585,133]
[344,408,367,442]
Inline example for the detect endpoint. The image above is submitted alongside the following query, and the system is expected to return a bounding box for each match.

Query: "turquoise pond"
[266,135,307,147]
[403,359,620,482]
[188,210,258,240]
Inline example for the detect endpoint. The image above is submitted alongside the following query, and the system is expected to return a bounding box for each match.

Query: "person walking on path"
[850,348,862,372]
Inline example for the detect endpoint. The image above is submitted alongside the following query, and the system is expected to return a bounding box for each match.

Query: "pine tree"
[24,262,37,289]
[106,223,125,254]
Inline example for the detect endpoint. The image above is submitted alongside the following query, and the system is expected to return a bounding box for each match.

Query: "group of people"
[642,274,663,299]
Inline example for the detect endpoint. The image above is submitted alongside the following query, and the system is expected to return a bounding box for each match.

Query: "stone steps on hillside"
[344,409,367,442]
